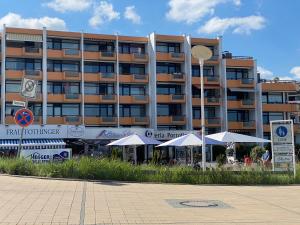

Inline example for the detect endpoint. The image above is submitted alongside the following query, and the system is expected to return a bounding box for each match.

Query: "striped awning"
[0,139,65,147]
[6,33,43,42]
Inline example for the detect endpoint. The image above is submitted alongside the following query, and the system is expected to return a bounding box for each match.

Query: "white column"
[200,59,206,171]
[42,27,47,124]
[184,35,193,130]
[116,34,120,127]
[148,33,157,129]
[80,32,85,125]
[1,25,6,124]
[254,60,263,138]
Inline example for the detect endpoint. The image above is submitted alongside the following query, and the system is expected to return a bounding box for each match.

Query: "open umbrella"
[107,134,161,165]
[206,131,270,143]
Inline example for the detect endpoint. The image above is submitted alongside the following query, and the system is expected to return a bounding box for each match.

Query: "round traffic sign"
[276,126,288,137]
[14,108,34,127]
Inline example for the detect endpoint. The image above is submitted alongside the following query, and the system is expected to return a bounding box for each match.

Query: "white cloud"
[45,0,92,13]
[166,0,240,24]
[0,12,66,30]
[258,66,295,81]
[124,6,141,24]
[198,15,265,35]
[89,1,120,28]
[290,67,300,79]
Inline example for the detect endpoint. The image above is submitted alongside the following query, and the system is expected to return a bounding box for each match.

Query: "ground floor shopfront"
[0,125,217,164]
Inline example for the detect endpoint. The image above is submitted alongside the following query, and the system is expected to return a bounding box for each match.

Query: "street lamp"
[191,45,212,171]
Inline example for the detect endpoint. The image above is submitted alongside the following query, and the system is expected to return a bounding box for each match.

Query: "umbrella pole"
[134,146,137,165]
[122,146,125,162]
[190,146,193,166]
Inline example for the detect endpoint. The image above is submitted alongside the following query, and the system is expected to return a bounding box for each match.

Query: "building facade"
[0,26,299,149]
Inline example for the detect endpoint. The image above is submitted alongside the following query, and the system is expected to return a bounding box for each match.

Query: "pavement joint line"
[80,181,87,225]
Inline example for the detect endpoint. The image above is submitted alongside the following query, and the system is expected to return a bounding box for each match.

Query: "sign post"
[270,120,296,178]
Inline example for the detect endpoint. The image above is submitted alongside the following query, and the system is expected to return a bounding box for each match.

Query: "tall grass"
[0,157,299,185]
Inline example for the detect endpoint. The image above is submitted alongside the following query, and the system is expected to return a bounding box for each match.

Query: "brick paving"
[0,175,299,224]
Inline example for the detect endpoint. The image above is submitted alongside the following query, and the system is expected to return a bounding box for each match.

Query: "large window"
[226,68,250,80]
[157,84,182,95]
[120,105,146,117]
[6,103,42,116]
[47,60,80,72]
[84,41,114,52]
[84,83,114,95]
[228,110,250,122]
[84,104,114,117]
[192,66,215,77]
[47,38,80,50]
[119,63,145,75]
[6,81,42,93]
[157,104,182,116]
[263,112,284,124]
[118,43,145,54]
[262,92,284,104]
[156,62,181,74]
[227,90,251,101]
[47,104,80,116]
[6,58,42,71]
[156,42,180,53]
[120,84,146,95]
[193,107,216,119]
[192,87,219,98]
[47,82,80,94]
[84,62,114,73]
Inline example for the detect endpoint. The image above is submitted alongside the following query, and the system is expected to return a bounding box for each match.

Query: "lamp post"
[191,45,212,171]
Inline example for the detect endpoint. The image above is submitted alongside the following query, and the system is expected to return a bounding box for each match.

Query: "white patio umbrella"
[157,133,222,165]
[107,134,161,165]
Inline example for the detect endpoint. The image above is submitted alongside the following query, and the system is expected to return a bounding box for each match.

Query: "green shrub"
[216,154,226,167]
[250,146,265,163]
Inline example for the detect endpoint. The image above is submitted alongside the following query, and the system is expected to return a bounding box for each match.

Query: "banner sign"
[270,120,296,177]
[20,148,72,163]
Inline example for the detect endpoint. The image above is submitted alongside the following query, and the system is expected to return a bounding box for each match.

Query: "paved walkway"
[0,175,299,225]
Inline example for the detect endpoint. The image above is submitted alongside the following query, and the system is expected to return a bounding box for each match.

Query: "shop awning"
[0,139,66,147]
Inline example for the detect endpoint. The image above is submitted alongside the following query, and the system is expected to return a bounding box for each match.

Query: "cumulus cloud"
[45,0,93,13]
[258,66,295,81]
[198,15,266,35]
[124,6,141,24]
[290,67,300,79]
[89,1,120,28]
[0,12,66,30]
[166,0,240,24]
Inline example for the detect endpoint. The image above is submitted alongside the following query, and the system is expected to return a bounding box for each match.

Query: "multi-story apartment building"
[0,26,298,161]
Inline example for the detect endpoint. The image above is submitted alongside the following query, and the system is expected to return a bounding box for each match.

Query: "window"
[47,104,80,116]
[6,41,42,48]
[119,63,145,75]
[47,82,80,94]
[263,112,284,124]
[227,90,250,101]
[120,84,146,95]
[156,63,181,74]
[6,81,20,93]
[84,83,114,95]
[228,110,249,122]
[192,66,214,77]
[120,105,146,117]
[47,60,80,72]
[47,38,79,50]
[84,62,114,73]
[157,104,182,116]
[5,103,41,116]
[193,107,216,119]
[6,58,42,71]
[156,42,180,53]
[157,84,182,95]
[118,43,145,54]
[84,104,114,117]
[226,68,250,80]
[262,92,284,104]
[84,41,115,52]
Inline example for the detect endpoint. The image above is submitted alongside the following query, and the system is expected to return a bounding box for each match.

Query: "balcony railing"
[24,47,40,53]
[65,93,80,99]
[206,76,219,82]
[207,118,220,124]
[171,52,184,58]
[207,97,220,103]
[243,121,255,128]
[242,99,254,105]
[171,94,184,100]
[102,117,116,122]
[102,95,115,100]
[172,72,184,80]
[64,49,80,55]
[25,70,41,76]
[241,78,254,84]
[134,117,148,123]
[101,72,115,79]
[133,74,147,80]
[101,51,115,57]
[65,116,80,123]
[64,71,80,77]
[133,53,146,59]
[133,95,147,101]
[172,116,185,122]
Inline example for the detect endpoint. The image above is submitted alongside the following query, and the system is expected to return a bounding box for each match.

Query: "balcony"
[6,93,42,102]
[4,116,43,125]
[64,116,82,125]
[119,95,149,104]
[119,53,148,62]
[263,103,298,112]
[6,47,42,57]
[157,73,185,82]
[193,117,221,127]
[48,49,81,59]
[157,116,186,125]
[84,72,116,82]
[6,70,42,80]
[228,99,255,109]
[191,55,220,64]
[227,79,254,88]
[192,76,220,85]
[228,121,256,130]
[85,117,117,126]
[84,94,117,104]
[120,116,149,125]
[156,52,184,62]
[157,94,185,103]
[48,93,81,103]
[192,97,220,105]
[119,74,148,83]
[262,82,298,92]
[47,71,81,81]
[84,51,116,61]
[225,58,254,67]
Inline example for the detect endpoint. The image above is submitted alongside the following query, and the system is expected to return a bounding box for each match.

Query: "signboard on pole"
[14,108,34,127]
[12,100,26,107]
[270,120,296,177]
[20,78,38,99]
[20,149,72,163]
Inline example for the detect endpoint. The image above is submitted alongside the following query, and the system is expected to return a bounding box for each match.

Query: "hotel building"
[0,26,299,159]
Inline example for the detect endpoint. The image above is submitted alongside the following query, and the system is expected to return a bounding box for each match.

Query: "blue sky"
[0,0,299,80]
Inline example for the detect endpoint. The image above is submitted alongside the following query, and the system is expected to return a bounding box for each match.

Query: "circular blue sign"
[276,126,288,137]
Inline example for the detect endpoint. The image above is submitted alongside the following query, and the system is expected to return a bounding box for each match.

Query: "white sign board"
[21,78,38,99]
[270,120,296,177]
[20,148,72,163]
[12,100,26,107]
